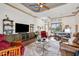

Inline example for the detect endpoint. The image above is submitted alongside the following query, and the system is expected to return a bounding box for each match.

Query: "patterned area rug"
[24,37,61,56]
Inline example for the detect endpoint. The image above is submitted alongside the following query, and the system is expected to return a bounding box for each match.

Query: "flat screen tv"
[15,23,29,32]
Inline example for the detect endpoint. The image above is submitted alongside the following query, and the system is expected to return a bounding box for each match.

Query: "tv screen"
[15,23,29,32]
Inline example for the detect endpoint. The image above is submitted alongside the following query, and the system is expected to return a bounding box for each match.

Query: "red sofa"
[0,34,6,41]
[0,34,25,55]
[0,34,10,50]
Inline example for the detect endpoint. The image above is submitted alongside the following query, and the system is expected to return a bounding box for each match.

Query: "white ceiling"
[34,3,79,18]
[22,3,66,12]
[6,3,79,19]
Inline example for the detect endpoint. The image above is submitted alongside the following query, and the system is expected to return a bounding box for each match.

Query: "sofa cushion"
[0,40,10,50]
[6,35,15,42]
[22,33,26,41]
[0,34,6,41]
[14,34,22,41]
[25,33,29,39]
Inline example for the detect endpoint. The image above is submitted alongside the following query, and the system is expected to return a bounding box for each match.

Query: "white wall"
[0,3,35,34]
[34,17,52,36]
[62,16,77,33]
[34,18,45,32]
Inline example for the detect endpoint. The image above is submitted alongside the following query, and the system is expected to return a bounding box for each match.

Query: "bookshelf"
[3,15,14,35]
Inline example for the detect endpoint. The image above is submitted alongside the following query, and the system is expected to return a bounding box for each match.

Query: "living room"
[0,3,79,56]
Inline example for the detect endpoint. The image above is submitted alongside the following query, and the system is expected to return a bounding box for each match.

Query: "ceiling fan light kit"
[40,5,43,8]
[22,3,66,12]
[29,3,50,12]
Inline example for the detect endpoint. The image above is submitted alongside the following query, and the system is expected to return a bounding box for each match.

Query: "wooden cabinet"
[3,16,14,35]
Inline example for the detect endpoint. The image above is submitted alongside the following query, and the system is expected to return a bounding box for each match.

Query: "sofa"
[0,34,25,56]
[0,34,11,51]
[0,32,35,55]
[21,32,35,46]
[60,32,79,56]
[5,32,36,46]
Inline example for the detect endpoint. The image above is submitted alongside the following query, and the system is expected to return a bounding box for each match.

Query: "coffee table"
[35,38,49,56]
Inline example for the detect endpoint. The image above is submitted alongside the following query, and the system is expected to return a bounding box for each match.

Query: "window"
[51,19,62,33]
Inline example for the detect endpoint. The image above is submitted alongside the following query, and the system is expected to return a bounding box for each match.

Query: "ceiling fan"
[29,3,50,12]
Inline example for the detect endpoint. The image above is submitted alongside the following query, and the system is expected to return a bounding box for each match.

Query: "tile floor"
[24,37,61,56]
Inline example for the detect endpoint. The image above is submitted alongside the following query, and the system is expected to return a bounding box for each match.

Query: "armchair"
[60,32,79,56]
[40,31,47,38]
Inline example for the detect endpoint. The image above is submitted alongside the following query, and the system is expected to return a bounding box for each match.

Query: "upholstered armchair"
[40,31,47,38]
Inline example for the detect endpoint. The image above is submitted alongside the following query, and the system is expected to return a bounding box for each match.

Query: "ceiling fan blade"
[72,10,79,15]
[35,3,41,12]
[29,3,39,6]
[29,5,35,6]
[33,6,40,12]
[42,5,49,9]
